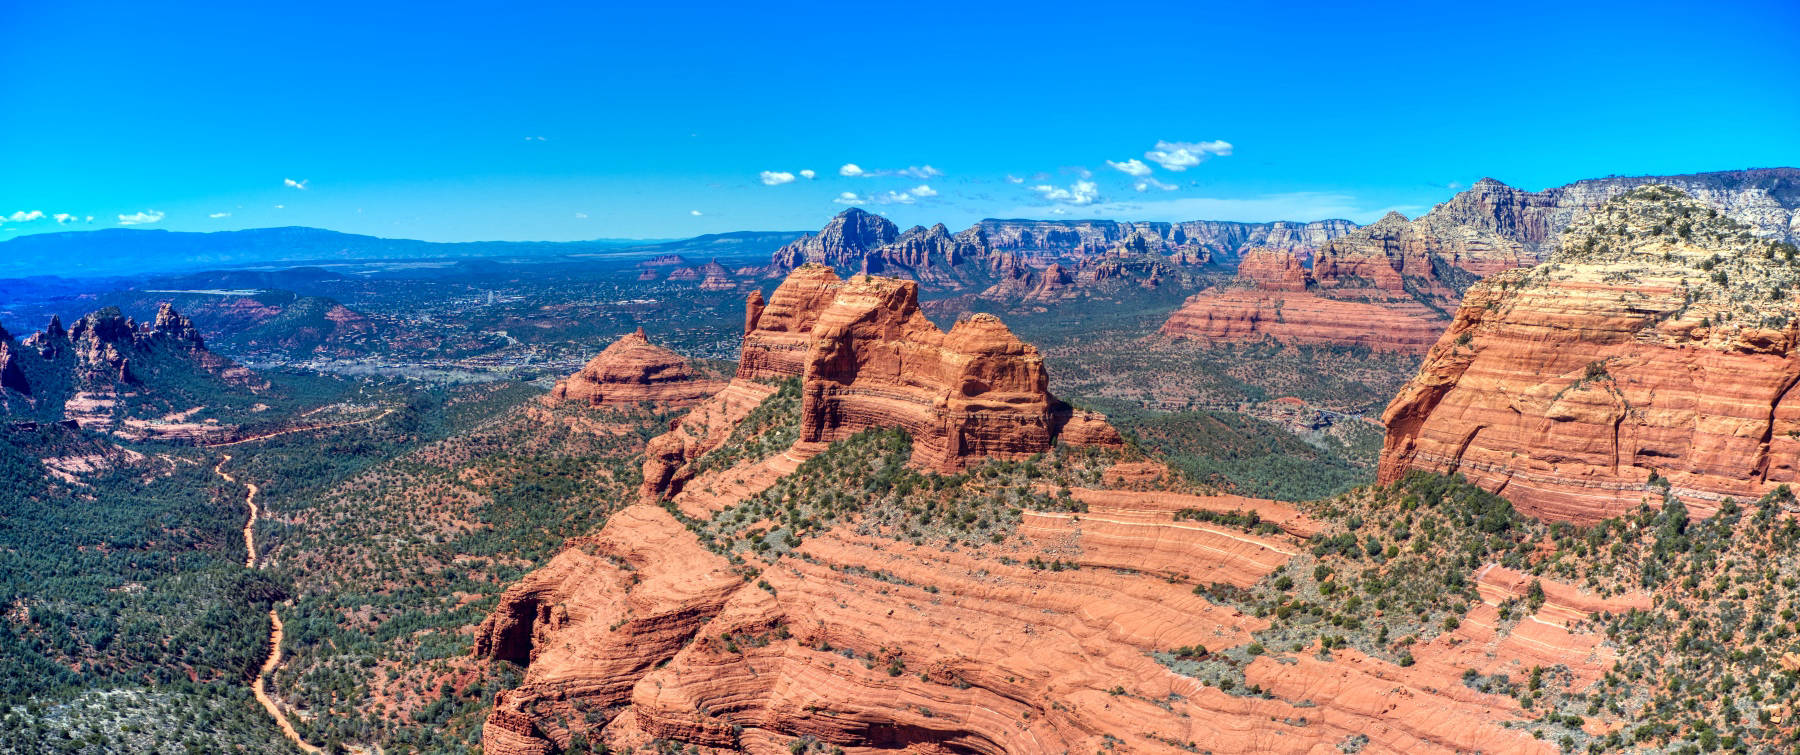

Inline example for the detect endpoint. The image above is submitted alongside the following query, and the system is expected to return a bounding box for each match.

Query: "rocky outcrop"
[767,208,900,273]
[548,328,724,409]
[1232,248,1310,292]
[0,304,255,430]
[1380,185,1800,523]
[1160,243,1449,353]
[792,272,1120,470]
[1433,169,1800,251]
[641,266,1120,499]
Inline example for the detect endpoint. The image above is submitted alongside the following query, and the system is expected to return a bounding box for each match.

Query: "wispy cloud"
[524,135,547,141]
[839,163,942,179]
[690,209,704,216]
[759,170,797,186]
[1030,180,1101,206]
[284,178,308,190]
[799,169,816,180]
[1005,174,1025,184]
[1134,177,1178,192]
[208,212,231,219]
[833,190,918,205]
[1144,140,1232,171]
[574,212,588,219]
[1106,158,1152,177]
[117,210,165,225]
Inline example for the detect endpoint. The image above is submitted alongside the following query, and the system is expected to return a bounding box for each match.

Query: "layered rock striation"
[548,328,724,409]
[1380,185,1800,523]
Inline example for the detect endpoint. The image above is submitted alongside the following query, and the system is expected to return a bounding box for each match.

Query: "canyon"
[470,266,1638,754]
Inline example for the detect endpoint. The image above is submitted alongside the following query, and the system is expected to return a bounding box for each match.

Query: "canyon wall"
[1380,185,1800,523]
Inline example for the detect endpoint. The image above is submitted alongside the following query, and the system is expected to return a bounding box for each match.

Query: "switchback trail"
[216,455,323,754]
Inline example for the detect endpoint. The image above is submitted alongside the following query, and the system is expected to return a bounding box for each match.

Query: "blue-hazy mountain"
[0,226,806,278]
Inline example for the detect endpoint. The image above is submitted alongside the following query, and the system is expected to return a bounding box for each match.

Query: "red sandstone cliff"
[548,328,724,409]
[1159,246,1448,354]
[1380,185,1800,523]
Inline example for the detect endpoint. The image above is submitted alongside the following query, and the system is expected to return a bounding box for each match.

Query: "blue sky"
[2,0,1796,242]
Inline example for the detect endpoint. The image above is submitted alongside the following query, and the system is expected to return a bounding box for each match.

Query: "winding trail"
[205,408,395,449]
[216,455,323,754]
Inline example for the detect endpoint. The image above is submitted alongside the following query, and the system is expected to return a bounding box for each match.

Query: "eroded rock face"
[792,271,1118,470]
[767,208,901,273]
[1380,186,1800,523]
[640,265,1119,500]
[548,328,724,409]
[479,478,1609,754]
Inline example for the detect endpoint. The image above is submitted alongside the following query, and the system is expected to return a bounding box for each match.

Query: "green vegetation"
[234,385,669,751]
[674,427,1119,563]
[0,424,296,751]
[1092,400,1382,501]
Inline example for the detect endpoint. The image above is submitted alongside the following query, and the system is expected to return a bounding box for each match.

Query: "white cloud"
[1030,180,1101,206]
[524,135,546,141]
[690,209,704,216]
[1049,207,1068,215]
[284,178,308,190]
[1005,174,1025,184]
[759,170,796,186]
[117,210,165,225]
[274,204,285,209]
[911,184,938,198]
[1134,177,1178,192]
[837,189,918,205]
[574,212,588,219]
[3,210,45,223]
[208,212,231,219]
[799,169,816,180]
[1144,140,1233,171]
[54,213,77,223]
[1107,158,1152,177]
[840,163,941,179]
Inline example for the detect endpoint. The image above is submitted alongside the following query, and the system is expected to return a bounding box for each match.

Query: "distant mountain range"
[0,226,810,279]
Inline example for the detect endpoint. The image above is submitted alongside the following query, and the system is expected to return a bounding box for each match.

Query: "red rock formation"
[1161,245,1445,353]
[475,504,743,754]
[749,266,1118,470]
[548,328,724,409]
[642,266,1121,500]
[479,479,1608,754]
[1381,186,1800,523]
[1232,248,1310,292]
